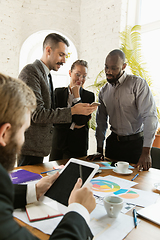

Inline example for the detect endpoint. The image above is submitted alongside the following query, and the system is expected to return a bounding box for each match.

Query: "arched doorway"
[19,30,78,88]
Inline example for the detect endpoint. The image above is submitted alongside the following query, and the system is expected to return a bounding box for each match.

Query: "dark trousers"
[49,147,87,161]
[105,132,143,164]
[18,155,44,166]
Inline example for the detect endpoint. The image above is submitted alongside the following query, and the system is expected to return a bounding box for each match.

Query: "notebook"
[26,202,63,222]
[137,202,160,225]
[10,169,42,184]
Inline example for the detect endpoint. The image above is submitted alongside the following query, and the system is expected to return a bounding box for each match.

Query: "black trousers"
[49,147,87,161]
[105,132,143,164]
[18,155,44,166]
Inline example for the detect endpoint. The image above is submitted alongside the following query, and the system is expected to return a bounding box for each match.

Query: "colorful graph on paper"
[91,179,120,192]
[114,189,139,199]
[91,176,159,207]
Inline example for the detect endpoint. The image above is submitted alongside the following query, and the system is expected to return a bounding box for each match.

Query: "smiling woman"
[49,59,95,161]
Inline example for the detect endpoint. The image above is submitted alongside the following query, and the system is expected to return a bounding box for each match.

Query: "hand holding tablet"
[45,158,99,207]
[69,178,96,214]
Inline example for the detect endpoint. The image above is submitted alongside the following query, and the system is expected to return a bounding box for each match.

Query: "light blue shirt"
[96,72,158,148]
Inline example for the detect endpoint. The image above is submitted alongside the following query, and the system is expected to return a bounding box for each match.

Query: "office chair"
[151,147,160,169]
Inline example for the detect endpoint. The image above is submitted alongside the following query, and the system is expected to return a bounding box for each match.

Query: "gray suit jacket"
[18,60,72,157]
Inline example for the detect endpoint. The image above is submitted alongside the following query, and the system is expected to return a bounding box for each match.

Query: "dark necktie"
[48,73,55,109]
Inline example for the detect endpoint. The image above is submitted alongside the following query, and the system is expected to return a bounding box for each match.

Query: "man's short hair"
[0,73,36,131]
[43,33,69,50]
[109,49,125,63]
[71,60,88,72]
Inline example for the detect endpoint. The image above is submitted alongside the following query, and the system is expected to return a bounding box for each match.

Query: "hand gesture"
[71,85,80,98]
[86,153,104,161]
[135,147,151,171]
[71,103,97,116]
[36,172,59,200]
[69,178,96,214]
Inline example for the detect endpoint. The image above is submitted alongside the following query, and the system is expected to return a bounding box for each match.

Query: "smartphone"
[90,102,101,107]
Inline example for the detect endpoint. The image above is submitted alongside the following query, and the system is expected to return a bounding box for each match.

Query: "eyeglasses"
[75,73,87,80]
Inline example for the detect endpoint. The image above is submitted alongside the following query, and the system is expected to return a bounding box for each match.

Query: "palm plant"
[120,25,160,119]
[120,25,152,86]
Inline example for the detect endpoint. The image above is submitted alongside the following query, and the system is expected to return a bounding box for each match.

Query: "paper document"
[89,204,135,240]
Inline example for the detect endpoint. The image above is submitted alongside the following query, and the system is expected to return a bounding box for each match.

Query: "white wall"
[80,0,128,88]
[0,0,81,77]
[0,0,128,81]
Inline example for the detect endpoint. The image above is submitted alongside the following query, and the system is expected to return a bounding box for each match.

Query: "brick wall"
[0,0,127,81]
[80,0,128,88]
[0,0,81,77]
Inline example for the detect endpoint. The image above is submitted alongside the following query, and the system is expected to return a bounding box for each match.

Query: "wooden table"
[15,159,160,240]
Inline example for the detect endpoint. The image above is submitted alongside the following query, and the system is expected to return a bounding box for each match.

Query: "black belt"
[112,132,143,142]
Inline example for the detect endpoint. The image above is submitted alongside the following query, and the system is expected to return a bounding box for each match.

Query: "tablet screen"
[45,161,94,206]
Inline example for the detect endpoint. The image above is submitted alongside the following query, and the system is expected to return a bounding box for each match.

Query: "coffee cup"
[114,161,129,173]
[103,195,124,218]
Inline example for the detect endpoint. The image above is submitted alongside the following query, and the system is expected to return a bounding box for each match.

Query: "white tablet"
[45,158,99,207]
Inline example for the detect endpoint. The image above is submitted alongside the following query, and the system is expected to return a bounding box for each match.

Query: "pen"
[131,173,139,181]
[41,169,60,174]
[133,208,138,228]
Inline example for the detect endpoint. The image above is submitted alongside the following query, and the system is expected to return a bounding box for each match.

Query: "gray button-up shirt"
[96,72,158,148]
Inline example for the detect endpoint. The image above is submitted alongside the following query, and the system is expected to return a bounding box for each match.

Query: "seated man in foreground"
[0,73,96,240]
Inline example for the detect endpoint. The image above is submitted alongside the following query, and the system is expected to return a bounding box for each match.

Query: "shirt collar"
[118,71,127,85]
[111,71,126,87]
[39,60,50,76]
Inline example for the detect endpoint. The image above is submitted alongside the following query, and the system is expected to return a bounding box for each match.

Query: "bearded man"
[0,73,95,240]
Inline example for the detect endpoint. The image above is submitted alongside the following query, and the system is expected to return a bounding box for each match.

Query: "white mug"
[114,161,129,173]
[103,195,124,218]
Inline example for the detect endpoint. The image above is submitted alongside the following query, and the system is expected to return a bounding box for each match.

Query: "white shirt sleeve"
[73,97,81,104]
[26,183,37,204]
[66,202,90,224]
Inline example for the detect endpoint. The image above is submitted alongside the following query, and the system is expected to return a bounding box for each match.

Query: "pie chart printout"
[114,189,139,199]
[91,179,120,193]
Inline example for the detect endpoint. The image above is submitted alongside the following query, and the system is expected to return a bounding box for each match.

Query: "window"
[139,0,160,110]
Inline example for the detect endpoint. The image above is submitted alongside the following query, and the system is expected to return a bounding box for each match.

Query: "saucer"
[113,169,133,175]
[154,182,160,191]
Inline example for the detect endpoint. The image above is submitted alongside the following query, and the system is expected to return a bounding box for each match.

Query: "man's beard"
[106,70,122,84]
[0,136,22,172]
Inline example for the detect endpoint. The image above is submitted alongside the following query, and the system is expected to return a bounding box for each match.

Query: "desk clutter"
[13,161,160,240]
